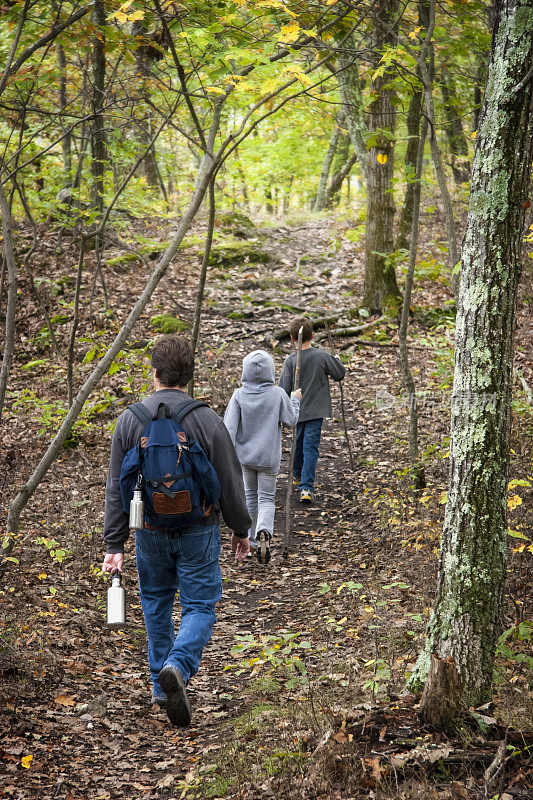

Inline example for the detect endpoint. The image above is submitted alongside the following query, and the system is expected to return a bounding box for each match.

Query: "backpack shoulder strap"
[127,402,153,428]
[174,398,207,424]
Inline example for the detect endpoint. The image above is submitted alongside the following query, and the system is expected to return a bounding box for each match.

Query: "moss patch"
[150,314,191,334]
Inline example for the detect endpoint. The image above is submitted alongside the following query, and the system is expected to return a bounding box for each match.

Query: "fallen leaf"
[55,694,77,707]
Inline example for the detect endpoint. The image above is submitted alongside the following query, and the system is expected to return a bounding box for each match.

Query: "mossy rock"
[208,237,270,267]
[216,211,256,239]
[150,314,191,334]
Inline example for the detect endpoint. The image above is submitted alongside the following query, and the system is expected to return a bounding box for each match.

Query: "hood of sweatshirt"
[241,350,275,392]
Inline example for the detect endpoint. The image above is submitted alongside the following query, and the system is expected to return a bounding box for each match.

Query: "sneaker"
[158,666,191,726]
[299,489,313,504]
[150,693,167,707]
[256,530,271,565]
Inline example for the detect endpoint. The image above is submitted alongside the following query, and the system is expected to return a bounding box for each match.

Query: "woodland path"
[1,217,530,799]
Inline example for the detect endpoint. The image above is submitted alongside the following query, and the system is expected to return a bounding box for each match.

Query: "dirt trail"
[1,217,530,799]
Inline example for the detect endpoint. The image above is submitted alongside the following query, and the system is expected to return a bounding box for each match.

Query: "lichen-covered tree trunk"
[361,0,401,313]
[409,0,533,708]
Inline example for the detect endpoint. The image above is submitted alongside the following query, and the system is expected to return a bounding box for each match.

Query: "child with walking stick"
[279,317,346,504]
[224,350,301,564]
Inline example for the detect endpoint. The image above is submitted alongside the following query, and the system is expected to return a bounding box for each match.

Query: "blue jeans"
[293,418,323,492]
[135,523,222,697]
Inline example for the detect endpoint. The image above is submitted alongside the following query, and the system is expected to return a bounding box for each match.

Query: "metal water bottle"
[129,488,144,530]
[107,570,126,628]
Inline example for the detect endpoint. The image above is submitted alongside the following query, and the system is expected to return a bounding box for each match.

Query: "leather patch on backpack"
[140,436,148,449]
[177,431,187,443]
[153,491,192,515]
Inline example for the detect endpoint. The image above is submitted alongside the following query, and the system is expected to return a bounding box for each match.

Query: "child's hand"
[291,389,302,400]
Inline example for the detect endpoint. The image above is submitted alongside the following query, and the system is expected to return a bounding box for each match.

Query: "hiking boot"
[299,489,313,504]
[158,666,191,726]
[256,530,271,565]
[293,477,301,488]
[150,693,167,707]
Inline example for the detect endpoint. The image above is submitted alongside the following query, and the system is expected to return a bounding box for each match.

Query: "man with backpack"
[102,335,251,726]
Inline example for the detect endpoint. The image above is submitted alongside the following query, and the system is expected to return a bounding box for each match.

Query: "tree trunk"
[408,0,533,709]
[417,4,460,299]
[132,19,160,189]
[324,151,357,209]
[397,1,429,252]
[397,90,423,251]
[361,0,402,314]
[440,68,471,184]
[91,0,107,214]
[57,42,72,180]
[0,180,17,423]
[314,115,342,211]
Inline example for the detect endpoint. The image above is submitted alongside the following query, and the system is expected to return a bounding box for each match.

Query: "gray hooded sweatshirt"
[224,350,300,472]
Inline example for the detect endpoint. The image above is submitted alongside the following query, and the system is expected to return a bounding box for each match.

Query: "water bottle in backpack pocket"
[120,400,220,530]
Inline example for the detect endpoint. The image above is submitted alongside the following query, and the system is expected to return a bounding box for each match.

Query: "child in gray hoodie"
[224,350,301,563]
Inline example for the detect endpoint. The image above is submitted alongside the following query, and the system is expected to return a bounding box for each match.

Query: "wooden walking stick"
[283,325,303,559]
[325,322,355,471]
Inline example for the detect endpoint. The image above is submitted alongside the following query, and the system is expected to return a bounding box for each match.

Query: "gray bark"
[408,0,533,707]
[57,42,72,179]
[91,0,107,214]
[314,115,342,211]
[440,68,471,184]
[397,1,429,252]
[361,0,402,313]
[0,180,17,423]
[398,119,428,490]
[188,178,216,397]
[417,4,460,298]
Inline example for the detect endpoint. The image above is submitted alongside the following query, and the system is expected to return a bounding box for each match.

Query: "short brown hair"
[151,335,194,387]
[289,316,313,343]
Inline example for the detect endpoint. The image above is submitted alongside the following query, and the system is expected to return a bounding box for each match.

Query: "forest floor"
[0,208,532,800]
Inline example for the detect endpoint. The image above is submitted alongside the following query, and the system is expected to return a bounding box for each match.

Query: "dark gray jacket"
[279,346,346,422]
[104,389,252,554]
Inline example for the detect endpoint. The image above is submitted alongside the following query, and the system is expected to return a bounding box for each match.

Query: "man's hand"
[291,389,302,401]
[102,553,124,573]
[231,534,250,561]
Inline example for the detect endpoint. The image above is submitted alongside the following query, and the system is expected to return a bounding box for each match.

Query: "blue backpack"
[119,399,220,530]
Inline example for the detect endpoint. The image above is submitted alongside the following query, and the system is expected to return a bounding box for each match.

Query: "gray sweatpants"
[241,467,277,545]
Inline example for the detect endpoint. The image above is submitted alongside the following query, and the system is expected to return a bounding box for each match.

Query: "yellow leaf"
[507,494,523,511]
[21,754,33,769]
[508,478,531,489]
[409,26,423,39]
[438,491,447,505]
[38,572,47,580]
[54,694,77,707]
[338,616,347,624]
[278,22,300,43]
[115,10,128,23]
[471,131,477,139]
[513,544,526,553]
[377,153,388,164]
[128,9,145,22]
[364,606,374,613]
